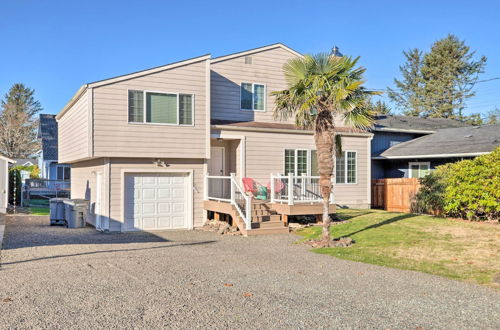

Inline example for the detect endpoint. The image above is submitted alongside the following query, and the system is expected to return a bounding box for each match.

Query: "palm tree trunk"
[314,112,335,245]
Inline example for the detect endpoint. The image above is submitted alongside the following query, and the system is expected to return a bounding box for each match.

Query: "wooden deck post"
[282,214,288,226]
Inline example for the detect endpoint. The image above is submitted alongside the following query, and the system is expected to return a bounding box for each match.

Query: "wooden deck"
[203,199,336,236]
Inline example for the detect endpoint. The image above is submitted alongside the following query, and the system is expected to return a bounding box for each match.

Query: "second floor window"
[128,90,193,125]
[241,83,265,111]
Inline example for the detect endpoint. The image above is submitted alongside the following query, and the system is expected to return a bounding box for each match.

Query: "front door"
[208,147,225,198]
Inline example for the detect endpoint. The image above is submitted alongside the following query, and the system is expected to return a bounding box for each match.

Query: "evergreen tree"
[388,35,487,119]
[387,49,425,116]
[367,99,392,115]
[0,83,42,157]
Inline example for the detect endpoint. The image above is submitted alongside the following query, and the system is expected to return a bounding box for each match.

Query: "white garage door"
[124,173,189,231]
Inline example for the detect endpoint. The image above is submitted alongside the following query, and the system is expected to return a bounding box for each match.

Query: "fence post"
[230,173,236,204]
[270,173,275,203]
[288,172,294,205]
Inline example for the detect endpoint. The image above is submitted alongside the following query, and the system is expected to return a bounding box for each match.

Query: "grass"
[296,209,500,289]
[28,207,50,215]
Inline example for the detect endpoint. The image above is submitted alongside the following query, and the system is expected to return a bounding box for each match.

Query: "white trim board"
[211,43,302,64]
[372,152,490,160]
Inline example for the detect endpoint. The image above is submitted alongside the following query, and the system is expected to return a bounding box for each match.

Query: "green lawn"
[297,209,499,288]
[28,207,50,215]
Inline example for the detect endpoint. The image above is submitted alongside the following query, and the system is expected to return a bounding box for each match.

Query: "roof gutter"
[371,127,436,134]
[372,152,490,160]
[211,125,373,137]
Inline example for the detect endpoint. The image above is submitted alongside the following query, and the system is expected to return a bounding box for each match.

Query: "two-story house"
[57,43,373,235]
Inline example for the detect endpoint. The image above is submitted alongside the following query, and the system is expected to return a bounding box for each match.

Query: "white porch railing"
[205,174,251,230]
[270,173,334,205]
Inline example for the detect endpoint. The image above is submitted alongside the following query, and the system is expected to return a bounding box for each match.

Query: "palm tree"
[273,52,378,245]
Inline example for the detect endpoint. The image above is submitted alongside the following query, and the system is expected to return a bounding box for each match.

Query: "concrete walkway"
[0,215,498,329]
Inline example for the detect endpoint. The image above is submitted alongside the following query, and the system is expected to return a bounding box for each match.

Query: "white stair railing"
[206,173,251,230]
[230,173,252,230]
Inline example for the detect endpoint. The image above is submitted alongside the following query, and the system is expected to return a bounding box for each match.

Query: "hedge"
[415,147,499,221]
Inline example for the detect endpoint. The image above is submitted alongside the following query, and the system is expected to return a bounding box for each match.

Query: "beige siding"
[70,159,105,226]
[92,60,209,159]
[58,89,90,163]
[216,129,371,208]
[211,47,298,123]
[107,158,205,231]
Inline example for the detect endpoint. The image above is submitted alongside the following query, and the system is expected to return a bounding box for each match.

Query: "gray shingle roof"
[375,124,500,158]
[373,115,470,132]
[38,114,58,160]
[13,158,37,166]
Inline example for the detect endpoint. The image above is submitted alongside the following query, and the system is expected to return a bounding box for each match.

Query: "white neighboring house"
[0,154,15,213]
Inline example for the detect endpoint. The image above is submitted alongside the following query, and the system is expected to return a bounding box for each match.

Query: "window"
[57,166,71,180]
[389,140,401,147]
[409,162,430,178]
[128,90,194,125]
[128,90,144,122]
[240,83,265,111]
[284,149,309,175]
[336,151,357,184]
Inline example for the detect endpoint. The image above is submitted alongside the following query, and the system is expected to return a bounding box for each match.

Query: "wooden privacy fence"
[372,178,421,212]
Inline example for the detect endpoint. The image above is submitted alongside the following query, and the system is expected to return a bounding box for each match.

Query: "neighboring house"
[372,115,499,178]
[12,158,36,167]
[38,114,71,181]
[57,43,373,233]
[0,154,14,212]
[11,158,37,183]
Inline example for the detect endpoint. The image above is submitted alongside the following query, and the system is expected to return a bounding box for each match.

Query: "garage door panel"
[142,188,156,200]
[157,202,171,213]
[158,217,171,228]
[158,176,171,184]
[142,217,156,229]
[142,176,156,185]
[124,173,189,231]
[172,216,185,228]
[158,188,172,199]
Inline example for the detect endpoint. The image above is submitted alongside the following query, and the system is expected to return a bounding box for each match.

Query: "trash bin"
[49,198,69,226]
[63,199,89,228]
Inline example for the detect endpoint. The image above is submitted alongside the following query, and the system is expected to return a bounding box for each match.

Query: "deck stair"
[246,201,289,235]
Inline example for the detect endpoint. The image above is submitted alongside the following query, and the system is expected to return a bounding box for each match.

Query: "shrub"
[415,147,500,221]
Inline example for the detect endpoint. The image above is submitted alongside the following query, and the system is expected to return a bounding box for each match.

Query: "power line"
[368,76,500,92]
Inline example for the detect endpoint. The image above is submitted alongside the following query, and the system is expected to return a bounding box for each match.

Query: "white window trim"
[240,82,266,112]
[283,149,310,176]
[408,161,431,178]
[335,150,358,185]
[56,165,70,181]
[127,89,195,127]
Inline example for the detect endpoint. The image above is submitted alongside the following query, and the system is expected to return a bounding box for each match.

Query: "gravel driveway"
[0,215,498,329]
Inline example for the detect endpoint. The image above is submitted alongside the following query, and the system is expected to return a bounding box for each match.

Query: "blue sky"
[1,0,499,117]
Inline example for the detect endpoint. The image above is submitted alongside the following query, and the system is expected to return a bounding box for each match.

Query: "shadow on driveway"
[2,215,210,250]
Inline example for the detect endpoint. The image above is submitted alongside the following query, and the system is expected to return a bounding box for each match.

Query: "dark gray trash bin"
[63,199,89,228]
[49,198,69,225]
